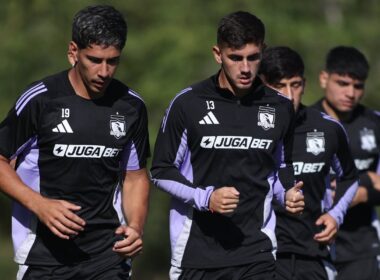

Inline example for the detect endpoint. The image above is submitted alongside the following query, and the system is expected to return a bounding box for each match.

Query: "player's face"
[267,76,305,112]
[70,42,121,95]
[320,71,365,113]
[213,43,262,97]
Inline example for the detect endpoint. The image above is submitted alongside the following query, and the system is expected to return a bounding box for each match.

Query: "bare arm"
[349,171,380,207]
[0,155,85,239]
[113,168,150,258]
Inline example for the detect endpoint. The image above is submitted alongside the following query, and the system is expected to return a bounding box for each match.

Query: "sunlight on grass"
[0,237,17,280]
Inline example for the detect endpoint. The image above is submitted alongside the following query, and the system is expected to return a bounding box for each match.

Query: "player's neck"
[68,68,105,100]
[218,71,250,98]
[322,98,351,122]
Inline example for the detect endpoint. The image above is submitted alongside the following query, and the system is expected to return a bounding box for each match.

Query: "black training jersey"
[0,70,150,265]
[150,74,296,269]
[273,105,358,259]
[312,99,380,262]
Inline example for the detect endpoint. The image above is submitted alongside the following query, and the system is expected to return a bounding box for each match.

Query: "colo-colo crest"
[306,131,325,155]
[110,115,126,139]
[360,127,377,151]
[257,106,275,130]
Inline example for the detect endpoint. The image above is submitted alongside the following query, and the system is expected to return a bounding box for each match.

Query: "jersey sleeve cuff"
[195,186,214,211]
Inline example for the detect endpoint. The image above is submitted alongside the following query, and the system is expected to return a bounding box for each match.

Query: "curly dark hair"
[72,5,127,50]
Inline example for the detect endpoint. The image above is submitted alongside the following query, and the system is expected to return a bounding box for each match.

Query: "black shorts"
[19,254,131,280]
[335,257,380,280]
[171,259,275,280]
[275,253,334,280]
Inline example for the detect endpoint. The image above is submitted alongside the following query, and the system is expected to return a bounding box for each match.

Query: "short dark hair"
[325,46,369,80]
[72,5,127,50]
[217,11,265,49]
[259,46,304,85]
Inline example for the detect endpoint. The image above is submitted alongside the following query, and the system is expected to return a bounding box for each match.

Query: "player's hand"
[209,186,239,214]
[33,196,85,240]
[285,181,304,214]
[314,213,338,244]
[113,225,143,258]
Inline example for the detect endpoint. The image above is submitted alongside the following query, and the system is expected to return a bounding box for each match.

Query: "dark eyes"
[273,82,303,89]
[336,80,364,89]
[87,56,102,64]
[228,53,261,62]
[354,83,364,90]
[87,56,120,65]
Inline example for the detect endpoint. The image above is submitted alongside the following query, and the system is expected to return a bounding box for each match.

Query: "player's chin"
[285,207,304,214]
[338,104,355,112]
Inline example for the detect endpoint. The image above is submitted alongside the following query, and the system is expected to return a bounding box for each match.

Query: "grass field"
[0,237,17,279]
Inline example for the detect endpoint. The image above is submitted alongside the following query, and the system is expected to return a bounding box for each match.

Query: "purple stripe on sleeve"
[269,172,285,206]
[10,136,37,160]
[128,89,145,103]
[274,140,285,168]
[162,87,192,132]
[376,158,380,174]
[15,82,44,109]
[331,154,343,178]
[152,178,213,211]
[322,114,349,140]
[174,130,191,173]
[321,174,334,212]
[121,141,140,171]
[328,181,358,225]
[16,88,48,116]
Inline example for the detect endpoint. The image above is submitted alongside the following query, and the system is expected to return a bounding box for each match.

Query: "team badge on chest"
[306,131,325,155]
[110,114,126,139]
[257,106,275,130]
[360,128,377,151]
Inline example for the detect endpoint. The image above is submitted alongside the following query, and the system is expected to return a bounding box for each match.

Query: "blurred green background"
[1,0,380,279]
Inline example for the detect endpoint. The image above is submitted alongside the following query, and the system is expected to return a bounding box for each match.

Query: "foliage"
[0,0,380,278]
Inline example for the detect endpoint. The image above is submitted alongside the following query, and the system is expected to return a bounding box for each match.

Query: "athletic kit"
[150,74,296,279]
[312,99,380,279]
[0,70,150,278]
[273,104,358,280]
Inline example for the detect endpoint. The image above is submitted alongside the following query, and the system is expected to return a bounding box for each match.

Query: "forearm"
[329,181,358,224]
[123,169,150,234]
[362,172,380,205]
[151,176,214,211]
[0,156,43,213]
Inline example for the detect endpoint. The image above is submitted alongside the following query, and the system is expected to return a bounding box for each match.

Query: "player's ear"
[319,71,328,89]
[212,45,222,64]
[68,41,79,67]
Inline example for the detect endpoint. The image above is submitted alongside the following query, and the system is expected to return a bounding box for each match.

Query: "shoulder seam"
[128,89,145,104]
[321,113,348,138]
[162,87,192,132]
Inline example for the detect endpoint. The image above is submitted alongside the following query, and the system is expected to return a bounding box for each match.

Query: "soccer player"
[260,46,358,280]
[150,11,304,280]
[312,46,380,280]
[0,5,150,280]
